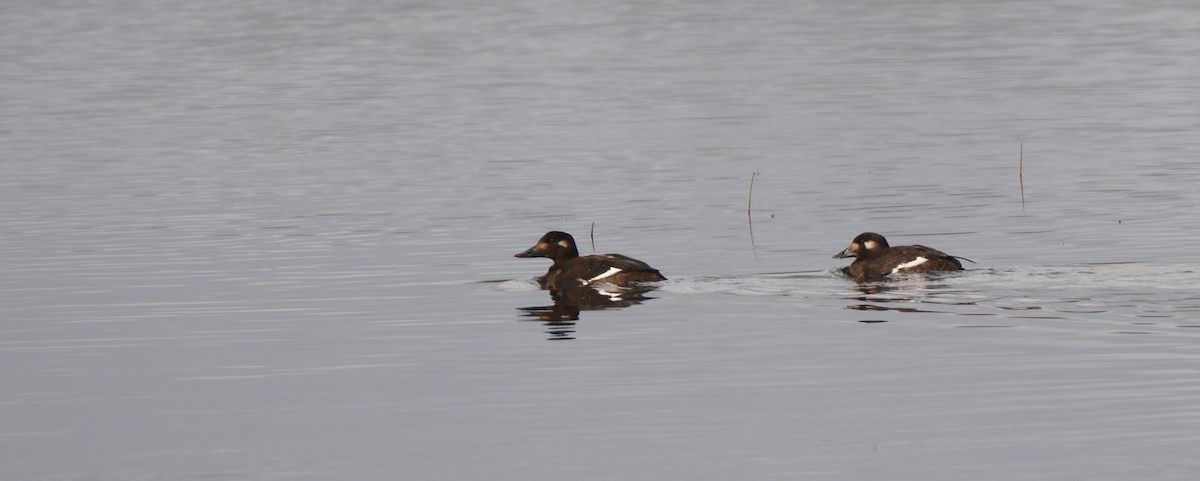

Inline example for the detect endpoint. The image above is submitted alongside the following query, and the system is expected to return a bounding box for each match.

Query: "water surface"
[3,0,1200,479]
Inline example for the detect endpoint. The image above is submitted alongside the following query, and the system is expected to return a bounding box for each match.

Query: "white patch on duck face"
[863,240,879,251]
[892,256,928,273]
[557,239,571,248]
[582,267,623,285]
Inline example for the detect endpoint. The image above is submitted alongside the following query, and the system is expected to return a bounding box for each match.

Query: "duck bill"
[514,245,543,258]
[833,248,853,259]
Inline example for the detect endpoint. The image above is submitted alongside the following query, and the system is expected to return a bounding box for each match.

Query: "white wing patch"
[593,287,625,301]
[581,267,623,285]
[892,256,928,273]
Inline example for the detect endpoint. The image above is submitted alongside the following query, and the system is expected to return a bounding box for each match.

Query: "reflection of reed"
[518,285,660,340]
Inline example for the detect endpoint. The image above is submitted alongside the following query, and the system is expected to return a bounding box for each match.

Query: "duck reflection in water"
[515,231,666,340]
[839,273,974,315]
[518,284,661,340]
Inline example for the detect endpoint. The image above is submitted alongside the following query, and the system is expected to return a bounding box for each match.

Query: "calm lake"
[3,0,1200,479]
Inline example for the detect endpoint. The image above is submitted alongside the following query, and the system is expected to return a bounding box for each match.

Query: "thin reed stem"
[1019,143,1025,210]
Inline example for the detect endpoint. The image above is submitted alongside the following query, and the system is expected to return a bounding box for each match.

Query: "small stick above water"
[589,221,596,253]
[748,171,759,216]
[748,171,760,251]
[1019,143,1025,210]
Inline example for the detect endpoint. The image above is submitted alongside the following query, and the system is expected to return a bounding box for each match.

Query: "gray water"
[4,0,1200,479]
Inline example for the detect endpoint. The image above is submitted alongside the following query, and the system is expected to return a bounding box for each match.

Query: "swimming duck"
[834,232,967,281]
[515,231,666,290]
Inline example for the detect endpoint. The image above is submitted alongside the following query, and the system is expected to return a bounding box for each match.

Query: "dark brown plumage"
[515,231,666,290]
[833,232,966,282]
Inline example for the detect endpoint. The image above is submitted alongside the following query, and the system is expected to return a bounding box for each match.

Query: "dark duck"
[515,231,666,290]
[833,232,969,282]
